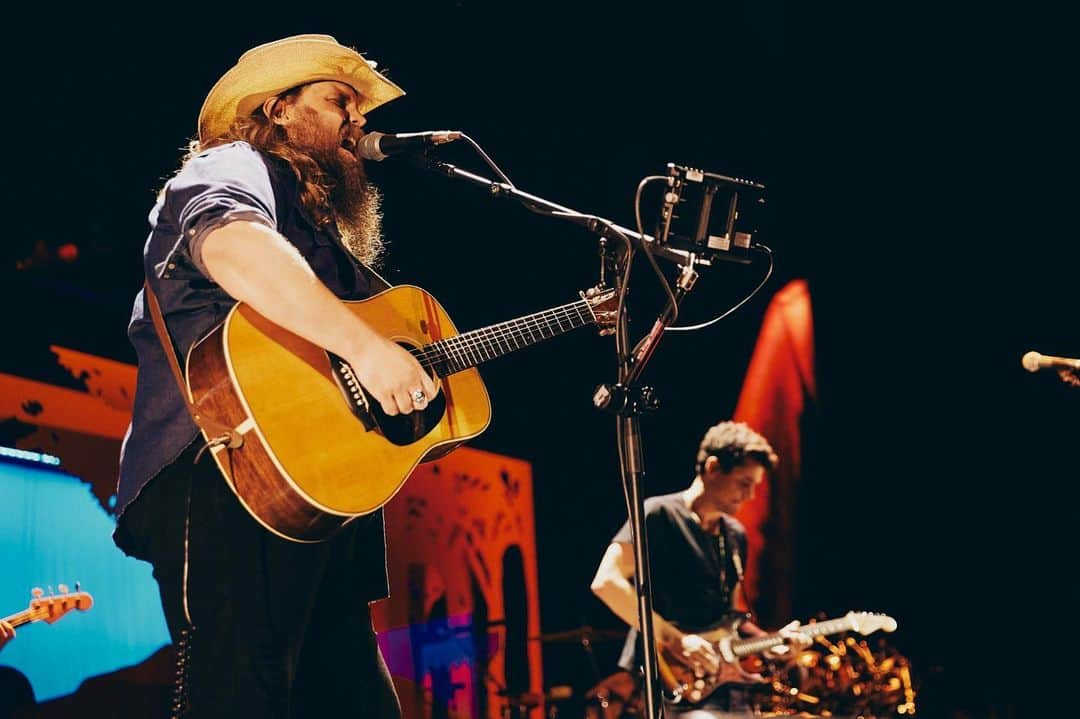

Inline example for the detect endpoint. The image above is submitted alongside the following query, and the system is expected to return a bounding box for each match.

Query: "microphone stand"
[419,159,707,267]
[593,263,697,719]
[418,156,709,719]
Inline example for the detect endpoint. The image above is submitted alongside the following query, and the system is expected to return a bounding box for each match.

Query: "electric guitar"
[658,611,897,705]
[2,585,94,635]
[185,284,618,542]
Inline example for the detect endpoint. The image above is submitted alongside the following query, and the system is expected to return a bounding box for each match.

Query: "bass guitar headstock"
[27,584,95,624]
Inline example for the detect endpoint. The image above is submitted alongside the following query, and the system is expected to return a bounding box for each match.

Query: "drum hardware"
[755,629,917,717]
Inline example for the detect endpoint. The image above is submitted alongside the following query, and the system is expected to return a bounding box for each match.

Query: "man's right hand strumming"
[663,627,765,684]
[201,220,439,418]
[670,631,721,677]
[345,334,439,416]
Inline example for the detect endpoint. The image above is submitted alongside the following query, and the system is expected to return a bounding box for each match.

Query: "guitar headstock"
[845,611,897,635]
[29,584,94,624]
[581,286,619,336]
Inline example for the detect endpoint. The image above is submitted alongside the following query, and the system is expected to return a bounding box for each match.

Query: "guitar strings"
[413,301,593,363]
[407,300,598,374]
[7,607,55,626]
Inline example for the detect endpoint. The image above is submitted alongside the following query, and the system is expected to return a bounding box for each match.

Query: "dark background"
[3,3,1075,717]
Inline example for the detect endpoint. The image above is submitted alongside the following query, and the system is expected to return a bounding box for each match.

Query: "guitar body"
[656,611,897,706]
[656,617,749,705]
[186,285,492,542]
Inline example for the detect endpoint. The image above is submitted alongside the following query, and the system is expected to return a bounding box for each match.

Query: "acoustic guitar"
[186,284,617,542]
[657,610,897,705]
[2,585,94,634]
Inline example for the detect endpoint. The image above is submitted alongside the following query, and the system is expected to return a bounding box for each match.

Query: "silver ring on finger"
[411,389,427,405]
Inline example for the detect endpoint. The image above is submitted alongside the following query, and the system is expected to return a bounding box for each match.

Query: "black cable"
[459,133,515,187]
[664,243,774,333]
[634,176,680,327]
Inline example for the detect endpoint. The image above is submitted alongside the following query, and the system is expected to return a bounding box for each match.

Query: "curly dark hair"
[694,421,779,475]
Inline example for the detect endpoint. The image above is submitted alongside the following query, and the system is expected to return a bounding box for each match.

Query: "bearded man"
[113,35,435,718]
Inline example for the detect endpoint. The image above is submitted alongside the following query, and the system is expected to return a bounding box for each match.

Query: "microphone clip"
[592,383,660,416]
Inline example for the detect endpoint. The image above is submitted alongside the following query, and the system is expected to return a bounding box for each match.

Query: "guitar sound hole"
[372,390,446,446]
[327,347,445,446]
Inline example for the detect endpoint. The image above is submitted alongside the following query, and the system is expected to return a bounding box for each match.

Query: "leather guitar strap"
[719,516,756,624]
[143,281,243,450]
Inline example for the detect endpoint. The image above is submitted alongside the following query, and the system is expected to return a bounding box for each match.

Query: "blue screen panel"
[0,458,170,702]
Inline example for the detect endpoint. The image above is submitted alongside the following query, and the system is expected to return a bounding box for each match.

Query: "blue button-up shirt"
[117,142,388,592]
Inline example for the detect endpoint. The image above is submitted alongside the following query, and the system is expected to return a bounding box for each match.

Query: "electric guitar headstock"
[581,286,619,336]
[3,583,94,627]
[843,611,897,635]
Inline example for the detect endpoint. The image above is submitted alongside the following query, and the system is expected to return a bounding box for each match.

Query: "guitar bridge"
[327,352,377,432]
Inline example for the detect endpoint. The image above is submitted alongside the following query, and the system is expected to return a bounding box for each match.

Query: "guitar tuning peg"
[59,584,69,593]
[32,587,44,598]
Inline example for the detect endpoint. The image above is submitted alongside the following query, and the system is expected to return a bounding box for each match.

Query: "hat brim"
[198,34,405,142]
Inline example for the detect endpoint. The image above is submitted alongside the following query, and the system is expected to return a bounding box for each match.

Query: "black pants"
[117,446,402,719]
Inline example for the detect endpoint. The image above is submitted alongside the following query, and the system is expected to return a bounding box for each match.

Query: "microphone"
[1022,350,1080,373]
[357,130,462,161]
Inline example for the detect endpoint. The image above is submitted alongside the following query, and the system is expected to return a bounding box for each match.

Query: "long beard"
[310,151,385,268]
[328,167,385,268]
[289,117,386,267]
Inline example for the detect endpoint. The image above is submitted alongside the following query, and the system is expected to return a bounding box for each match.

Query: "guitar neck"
[2,609,37,629]
[730,615,857,657]
[415,298,598,377]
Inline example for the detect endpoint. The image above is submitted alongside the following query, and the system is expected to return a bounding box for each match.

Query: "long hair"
[189,87,336,228]
[181,87,386,267]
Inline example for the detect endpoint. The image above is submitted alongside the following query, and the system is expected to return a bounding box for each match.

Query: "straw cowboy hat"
[197,34,405,142]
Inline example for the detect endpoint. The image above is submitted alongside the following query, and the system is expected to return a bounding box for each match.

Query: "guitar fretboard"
[411,298,597,377]
[730,615,855,657]
[2,609,40,628]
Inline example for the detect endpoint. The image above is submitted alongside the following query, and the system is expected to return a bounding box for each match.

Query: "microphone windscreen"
[357,132,387,161]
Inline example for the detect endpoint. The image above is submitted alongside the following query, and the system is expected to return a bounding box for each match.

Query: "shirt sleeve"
[154,142,278,281]
[611,500,668,546]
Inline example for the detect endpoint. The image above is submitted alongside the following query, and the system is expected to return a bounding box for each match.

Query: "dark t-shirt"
[611,492,748,670]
